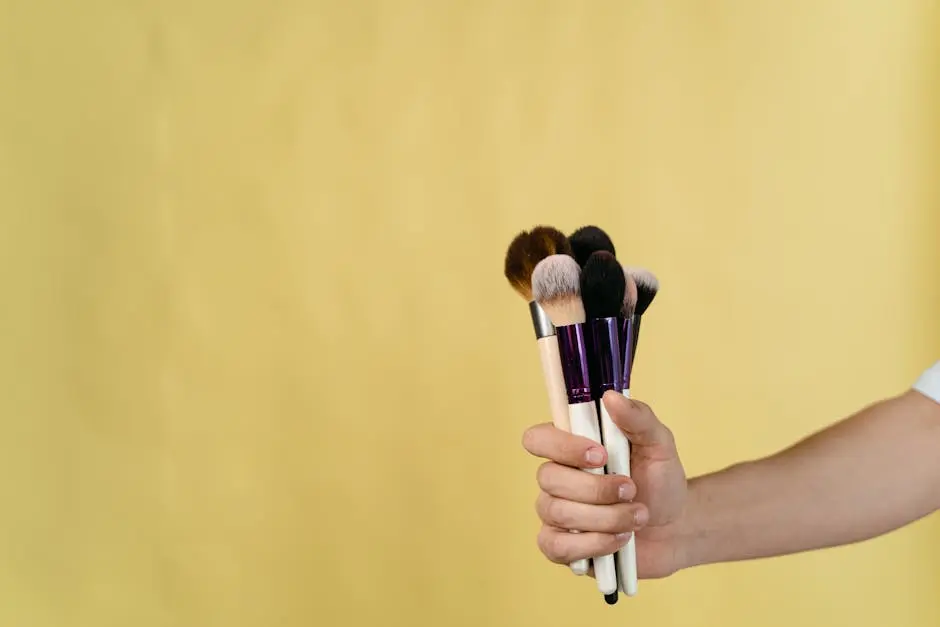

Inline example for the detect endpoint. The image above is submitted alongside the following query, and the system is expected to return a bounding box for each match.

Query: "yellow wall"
[1,1,938,626]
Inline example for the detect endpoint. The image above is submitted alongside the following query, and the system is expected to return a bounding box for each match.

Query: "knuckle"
[537,527,566,563]
[660,424,676,447]
[592,476,612,504]
[632,398,652,415]
[635,400,658,423]
[562,438,590,462]
[534,492,546,517]
[521,426,538,453]
[536,528,553,558]
[604,532,626,553]
[535,462,555,490]
[623,397,644,416]
[548,534,570,563]
[604,505,633,533]
[544,496,569,528]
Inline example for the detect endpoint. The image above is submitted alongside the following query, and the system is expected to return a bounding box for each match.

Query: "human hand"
[522,391,688,579]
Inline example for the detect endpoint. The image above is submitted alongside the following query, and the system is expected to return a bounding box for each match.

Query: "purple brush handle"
[555,324,592,405]
[591,317,623,397]
[620,316,635,390]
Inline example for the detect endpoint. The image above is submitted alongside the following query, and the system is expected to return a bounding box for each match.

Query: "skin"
[522,388,940,576]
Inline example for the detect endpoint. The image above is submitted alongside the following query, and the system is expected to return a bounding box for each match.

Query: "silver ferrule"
[529,300,555,339]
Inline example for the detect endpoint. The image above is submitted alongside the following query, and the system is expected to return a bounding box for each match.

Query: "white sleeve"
[912,361,940,404]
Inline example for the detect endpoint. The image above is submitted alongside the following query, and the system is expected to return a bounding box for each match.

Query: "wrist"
[671,461,764,572]
[670,475,709,573]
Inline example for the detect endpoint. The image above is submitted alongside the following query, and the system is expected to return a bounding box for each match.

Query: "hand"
[522,391,688,579]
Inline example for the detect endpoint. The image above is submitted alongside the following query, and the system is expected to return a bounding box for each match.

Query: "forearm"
[678,389,940,569]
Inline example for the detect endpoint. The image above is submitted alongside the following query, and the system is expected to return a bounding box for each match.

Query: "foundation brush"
[582,252,639,597]
[533,254,620,604]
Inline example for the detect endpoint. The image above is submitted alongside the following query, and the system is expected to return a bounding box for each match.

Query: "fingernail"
[616,532,632,543]
[634,508,649,527]
[585,448,605,465]
[618,483,634,502]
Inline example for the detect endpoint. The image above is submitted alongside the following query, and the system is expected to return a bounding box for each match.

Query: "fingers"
[537,526,632,565]
[537,461,636,504]
[536,491,649,534]
[522,423,607,469]
[602,391,676,452]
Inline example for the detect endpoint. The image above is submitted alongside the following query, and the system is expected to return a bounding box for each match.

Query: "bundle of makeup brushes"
[504,225,659,606]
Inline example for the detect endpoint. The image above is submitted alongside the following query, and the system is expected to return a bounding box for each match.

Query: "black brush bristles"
[581,251,627,320]
[569,225,616,268]
[636,289,655,317]
[632,271,660,317]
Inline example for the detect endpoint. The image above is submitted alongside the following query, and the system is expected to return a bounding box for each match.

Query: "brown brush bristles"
[622,272,638,318]
[530,226,572,259]
[504,231,534,300]
[532,254,586,327]
[503,226,571,302]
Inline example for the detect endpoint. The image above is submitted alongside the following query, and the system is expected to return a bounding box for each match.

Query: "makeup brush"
[582,252,639,597]
[504,228,589,578]
[620,271,637,398]
[503,227,574,433]
[624,268,660,364]
[568,225,616,268]
[533,254,620,603]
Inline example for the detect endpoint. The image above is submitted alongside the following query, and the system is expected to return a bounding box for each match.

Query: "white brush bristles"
[532,255,586,327]
[625,267,659,293]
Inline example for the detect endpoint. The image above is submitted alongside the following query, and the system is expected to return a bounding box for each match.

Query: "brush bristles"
[504,231,534,300]
[569,225,616,267]
[532,254,586,327]
[530,226,572,258]
[503,226,571,302]
[625,267,659,316]
[622,271,638,318]
[581,251,626,320]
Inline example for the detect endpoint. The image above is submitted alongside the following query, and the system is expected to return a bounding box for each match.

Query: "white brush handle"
[607,389,638,596]
[569,401,618,596]
[536,336,571,433]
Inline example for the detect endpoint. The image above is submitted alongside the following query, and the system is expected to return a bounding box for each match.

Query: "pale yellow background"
[1,1,939,626]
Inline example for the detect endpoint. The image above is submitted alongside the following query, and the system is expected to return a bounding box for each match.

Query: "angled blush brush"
[624,267,659,365]
[582,252,639,597]
[618,269,639,596]
[503,227,574,433]
[568,225,617,268]
[533,254,619,604]
[620,270,638,398]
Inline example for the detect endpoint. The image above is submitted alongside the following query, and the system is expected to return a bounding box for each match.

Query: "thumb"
[602,391,676,452]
